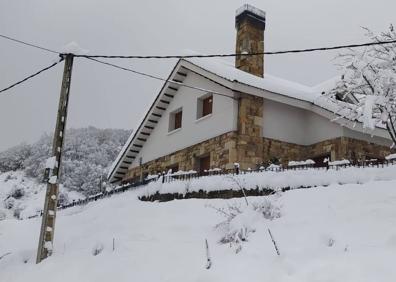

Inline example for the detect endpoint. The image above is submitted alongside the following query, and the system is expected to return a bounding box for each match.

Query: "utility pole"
[36,54,74,264]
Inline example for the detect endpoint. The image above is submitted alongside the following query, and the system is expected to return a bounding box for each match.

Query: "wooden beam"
[156,106,166,111]
[160,99,170,104]
[152,113,162,118]
[164,93,174,98]
[177,72,187,77]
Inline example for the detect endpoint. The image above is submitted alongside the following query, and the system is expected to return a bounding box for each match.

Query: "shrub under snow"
[210,199,281,253]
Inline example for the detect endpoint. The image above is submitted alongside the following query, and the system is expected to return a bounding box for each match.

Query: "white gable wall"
[130,71,238,168]
[262,99,343,145]
[262,98,392,146]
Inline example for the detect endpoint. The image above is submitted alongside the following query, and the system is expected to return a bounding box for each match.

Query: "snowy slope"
[1,178,396,282]
[0,171,83,220]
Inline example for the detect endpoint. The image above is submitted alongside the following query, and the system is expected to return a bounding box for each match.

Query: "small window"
[169,108,183,132]
[167,164,179,174]
[197,94,213,119]
[198,155,210,174]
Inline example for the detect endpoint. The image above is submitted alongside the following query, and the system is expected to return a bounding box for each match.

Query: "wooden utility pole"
[36,54,74,264]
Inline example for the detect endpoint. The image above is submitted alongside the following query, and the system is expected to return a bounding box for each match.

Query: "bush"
[91,242,104,256]
[4,198,15,210]
[210,199,281,253]
[10,186,25,199]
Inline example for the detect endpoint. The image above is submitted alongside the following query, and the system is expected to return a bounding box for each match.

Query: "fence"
[26,158,395,219]
[157,158,396,184]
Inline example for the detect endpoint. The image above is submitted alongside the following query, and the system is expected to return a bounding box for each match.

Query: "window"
[198,155,210,174]
[197,94,213,119]
[175,111,182,129]
[169,108,183,132]
[167,164,179,174]
[311,154,331,168]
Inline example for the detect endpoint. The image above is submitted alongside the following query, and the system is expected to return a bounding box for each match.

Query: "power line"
[2,32,396,59]
[77,39,396,59]
[0,57,64,94]
[0,34,59,54]
[85,57,236,100]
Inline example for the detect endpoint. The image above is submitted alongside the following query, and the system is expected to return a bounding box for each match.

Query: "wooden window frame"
[169,108,183,132]
[174,111,182,129]
[202,95,213,117]
[197,93,213,119]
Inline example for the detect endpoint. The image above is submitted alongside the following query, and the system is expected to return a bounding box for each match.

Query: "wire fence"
[25,158,396,220]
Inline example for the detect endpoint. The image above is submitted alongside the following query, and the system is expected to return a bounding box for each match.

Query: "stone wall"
[262,136,394,166]
[123,131,238,183]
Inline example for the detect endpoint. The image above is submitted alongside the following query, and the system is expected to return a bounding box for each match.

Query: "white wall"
[131,71,238,167]
[262,99,344,145]
[343,127,392,147]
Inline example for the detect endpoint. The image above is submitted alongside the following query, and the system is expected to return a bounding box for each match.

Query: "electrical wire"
[0,57,64,94]
[0,34,59,54]
[2,32,396,59]
[76,39,396,59]
[84,57,237,100]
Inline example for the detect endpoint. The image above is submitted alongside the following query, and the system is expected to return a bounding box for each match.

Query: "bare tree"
[326,25,396,146]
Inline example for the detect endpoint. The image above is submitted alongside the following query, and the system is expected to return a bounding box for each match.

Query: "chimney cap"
[236,4,266,19]
[235,4,266,29]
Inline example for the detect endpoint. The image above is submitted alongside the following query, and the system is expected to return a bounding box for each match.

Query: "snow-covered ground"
[1,177,396,282]
[0,171,83,220]
[141,164,396,197]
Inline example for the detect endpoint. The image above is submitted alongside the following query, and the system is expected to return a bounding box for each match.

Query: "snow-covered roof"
[108,57,390,184]
[185,57,318,102]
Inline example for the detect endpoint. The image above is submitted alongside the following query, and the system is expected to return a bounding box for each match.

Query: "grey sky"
[0,0,395,151]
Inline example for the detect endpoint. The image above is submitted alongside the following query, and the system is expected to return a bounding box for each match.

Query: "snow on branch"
[325,25,396,145]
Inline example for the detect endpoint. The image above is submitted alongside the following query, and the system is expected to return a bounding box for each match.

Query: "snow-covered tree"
[0,127,130,195]
[327,25,396,146]
[0,143,32,172]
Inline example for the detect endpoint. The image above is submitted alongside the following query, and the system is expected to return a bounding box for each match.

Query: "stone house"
[108,4,394,184]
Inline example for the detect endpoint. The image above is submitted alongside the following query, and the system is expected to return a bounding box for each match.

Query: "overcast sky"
[0,0,395,151]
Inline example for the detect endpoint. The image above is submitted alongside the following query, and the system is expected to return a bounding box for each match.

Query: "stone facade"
[123,128,394,183]
[236,93,264,169]
[262,136,394,166]
[124,131,238,183]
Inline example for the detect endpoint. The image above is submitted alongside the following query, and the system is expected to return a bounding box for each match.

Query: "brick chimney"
[235,4,266,77]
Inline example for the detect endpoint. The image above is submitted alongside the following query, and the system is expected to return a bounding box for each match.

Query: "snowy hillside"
[0,127,130,220]
[0,171,83,221]
[1,177,396,282]
[0,127,130,196]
